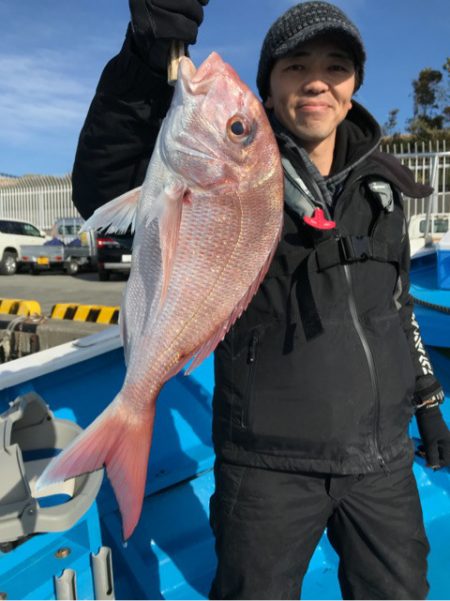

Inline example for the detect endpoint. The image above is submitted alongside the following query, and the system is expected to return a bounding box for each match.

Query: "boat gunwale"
[0,326,122,390]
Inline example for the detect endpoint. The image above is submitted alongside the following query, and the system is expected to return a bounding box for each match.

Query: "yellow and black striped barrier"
[0,298,42,316]
[50,304,120,325]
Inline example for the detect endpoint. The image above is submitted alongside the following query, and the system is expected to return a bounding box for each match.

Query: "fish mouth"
[178,56,197,85]
[179,52,235,95]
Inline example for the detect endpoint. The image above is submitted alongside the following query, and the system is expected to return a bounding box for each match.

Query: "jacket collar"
[269,101,430,200]
[270,100,381,185]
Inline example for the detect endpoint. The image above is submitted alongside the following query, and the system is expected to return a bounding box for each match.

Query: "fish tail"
[36,395,156,540]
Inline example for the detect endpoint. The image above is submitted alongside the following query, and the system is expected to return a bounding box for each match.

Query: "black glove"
[128,0,209,73]
[416,404,450,469]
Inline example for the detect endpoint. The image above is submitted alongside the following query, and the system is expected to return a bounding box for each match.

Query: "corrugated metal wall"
[0,174,80,231]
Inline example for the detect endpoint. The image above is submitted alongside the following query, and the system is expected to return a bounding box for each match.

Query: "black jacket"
[72,38,443,474]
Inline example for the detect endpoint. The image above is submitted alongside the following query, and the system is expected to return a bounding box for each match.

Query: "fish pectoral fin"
[81,187,142,235]
[154,181,186,307]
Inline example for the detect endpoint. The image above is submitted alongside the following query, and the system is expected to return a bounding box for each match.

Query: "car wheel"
[0,251,17,275]
[66,260,79,276]
[98,269,110,281]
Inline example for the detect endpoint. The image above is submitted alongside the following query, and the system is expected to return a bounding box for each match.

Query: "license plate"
[37,257,49,265]
[122,255,132,263]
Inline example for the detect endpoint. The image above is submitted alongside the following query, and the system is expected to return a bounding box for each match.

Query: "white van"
[0,218,48,274]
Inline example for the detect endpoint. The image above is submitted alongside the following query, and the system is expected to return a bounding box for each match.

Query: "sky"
[1,0,449,177]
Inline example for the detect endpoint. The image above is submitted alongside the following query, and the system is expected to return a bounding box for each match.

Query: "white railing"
[390,152,449,221]
[1,143,449,228]
[381,140,450,221]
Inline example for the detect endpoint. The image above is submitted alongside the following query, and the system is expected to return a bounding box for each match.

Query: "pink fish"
[37,52,284,539]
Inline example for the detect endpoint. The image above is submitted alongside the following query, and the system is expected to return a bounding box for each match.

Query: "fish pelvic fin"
[81,187,142,235]
[35,397,156,540]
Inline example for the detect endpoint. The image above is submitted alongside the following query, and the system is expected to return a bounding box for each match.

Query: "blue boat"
[0,248,449,600]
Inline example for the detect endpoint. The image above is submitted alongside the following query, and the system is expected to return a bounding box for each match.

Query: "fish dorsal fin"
[185,219,283,375]
[152,180,186,307]
[81,187,142,234]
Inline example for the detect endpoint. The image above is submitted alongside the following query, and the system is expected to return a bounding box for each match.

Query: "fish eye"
[226,115,251,142]
[230,120,245,135]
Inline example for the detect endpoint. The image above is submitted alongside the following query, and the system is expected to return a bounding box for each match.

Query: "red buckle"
[303,208,336,230]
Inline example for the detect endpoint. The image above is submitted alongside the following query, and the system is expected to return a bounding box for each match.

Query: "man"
[72,1,450,598]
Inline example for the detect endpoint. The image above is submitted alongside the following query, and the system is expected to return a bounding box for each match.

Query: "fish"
[36,51,284,539]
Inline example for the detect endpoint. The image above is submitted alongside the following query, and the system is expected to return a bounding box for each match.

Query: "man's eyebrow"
[328,51,353,61]
[288,50,353,61]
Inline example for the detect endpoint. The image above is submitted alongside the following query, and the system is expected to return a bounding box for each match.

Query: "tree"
[444,57,450,76]
[407,58,449,138]
[443,58,450,127]
[412,68,442,116]
[382,108,400,137]
[444,106,450,127]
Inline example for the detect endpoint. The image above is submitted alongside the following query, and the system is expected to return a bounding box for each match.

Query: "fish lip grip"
[303,208,336,230]
[0,392,103,546]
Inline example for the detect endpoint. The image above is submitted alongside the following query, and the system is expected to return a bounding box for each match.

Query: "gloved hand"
[416,404,450,469]
[128,0,209,73]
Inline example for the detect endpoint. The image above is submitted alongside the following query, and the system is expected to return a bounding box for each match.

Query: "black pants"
[209,462,430,600]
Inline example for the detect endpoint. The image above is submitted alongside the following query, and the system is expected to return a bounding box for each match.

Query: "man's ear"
[264,96,274,109]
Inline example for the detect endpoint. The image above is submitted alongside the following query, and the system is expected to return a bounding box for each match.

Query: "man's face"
[265,36,356,147]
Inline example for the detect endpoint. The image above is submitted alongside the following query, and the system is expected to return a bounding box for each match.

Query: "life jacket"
[282,156,403,273]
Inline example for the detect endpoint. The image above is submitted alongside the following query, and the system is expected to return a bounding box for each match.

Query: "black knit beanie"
[257,1,366,100]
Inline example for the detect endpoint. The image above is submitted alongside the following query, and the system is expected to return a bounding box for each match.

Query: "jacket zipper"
[285,158,389,472]
[343,263,389,473]
[333,175,388,472]
[241,331,259,429]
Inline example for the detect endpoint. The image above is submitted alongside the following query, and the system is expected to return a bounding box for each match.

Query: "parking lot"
[2,271,127,316]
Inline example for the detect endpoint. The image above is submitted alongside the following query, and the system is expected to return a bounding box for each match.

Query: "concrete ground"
[1,271,127,317]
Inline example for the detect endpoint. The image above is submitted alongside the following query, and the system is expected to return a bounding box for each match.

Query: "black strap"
[296,267,323,340]
[315,235,399,272]
[267,252,307,278]
[284,258,323,350]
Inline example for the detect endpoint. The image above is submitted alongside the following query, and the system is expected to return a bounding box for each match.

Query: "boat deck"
[1,276,450,598]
